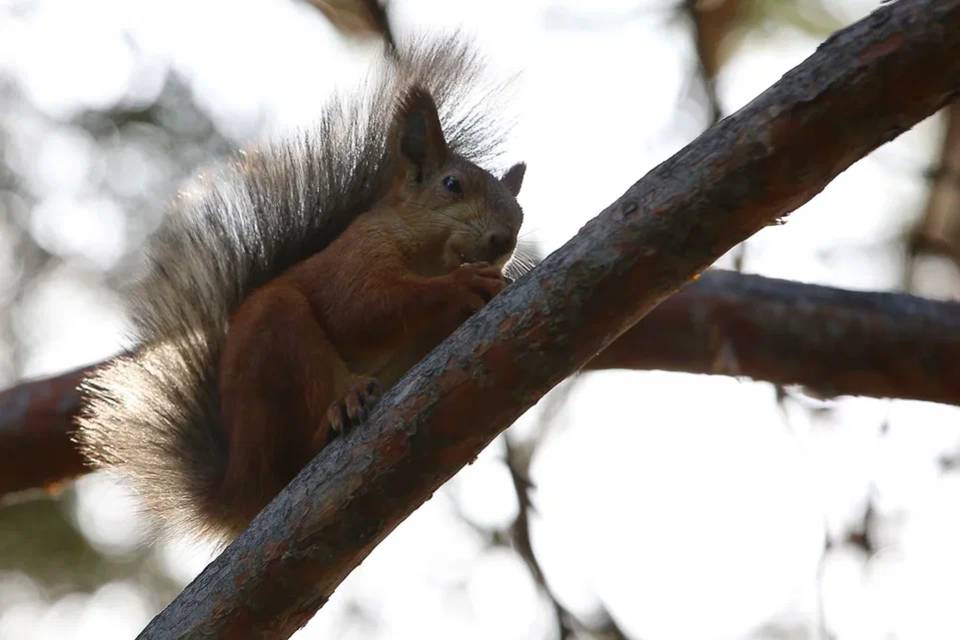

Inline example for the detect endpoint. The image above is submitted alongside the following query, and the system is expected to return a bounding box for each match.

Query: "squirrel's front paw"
[324,377,382,439]
[449,262,506,316]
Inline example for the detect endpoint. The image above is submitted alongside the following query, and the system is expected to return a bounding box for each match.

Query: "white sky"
[2,1,959,639]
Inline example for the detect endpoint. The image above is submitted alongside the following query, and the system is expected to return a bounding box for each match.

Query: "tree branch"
[123,1,960,635]
[585,270,960,404]
[1,269,958,499]
[0,365,88,497]
[910,102,960,269]
[501,392,632,640]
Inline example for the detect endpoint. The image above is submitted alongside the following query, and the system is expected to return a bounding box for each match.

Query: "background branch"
[585,270,960,404]
[0,365,88,497]
[499,384,631,640]
[909,102,960,271]
[2,269,959,498]
[128,1,960,635]
[304,0,395,48]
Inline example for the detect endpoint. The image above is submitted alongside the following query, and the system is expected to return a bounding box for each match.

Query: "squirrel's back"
[76,37,513,542]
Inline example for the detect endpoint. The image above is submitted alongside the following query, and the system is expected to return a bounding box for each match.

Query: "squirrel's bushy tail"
[76,36,515,543]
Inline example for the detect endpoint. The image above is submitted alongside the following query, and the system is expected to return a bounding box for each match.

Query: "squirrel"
[75,37,530,544]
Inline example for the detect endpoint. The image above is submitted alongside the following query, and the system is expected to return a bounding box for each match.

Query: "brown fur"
[217,90,524,520]
[76,37,529,543]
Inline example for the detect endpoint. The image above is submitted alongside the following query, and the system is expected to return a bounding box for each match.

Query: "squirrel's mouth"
[450,232,516,270]
[453,247,512,270]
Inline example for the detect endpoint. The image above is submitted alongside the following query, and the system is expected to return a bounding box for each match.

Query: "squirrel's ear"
[501,162,526,197]
[393,86,448,181]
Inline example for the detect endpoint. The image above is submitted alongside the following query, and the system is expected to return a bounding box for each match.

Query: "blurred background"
[1,0,959,638]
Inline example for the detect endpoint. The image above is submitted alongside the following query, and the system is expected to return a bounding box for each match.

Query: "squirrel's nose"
[484,229,514,261]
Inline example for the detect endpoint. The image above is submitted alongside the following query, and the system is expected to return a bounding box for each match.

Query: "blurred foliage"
[0,490,180,605]
[0,69,236,383]
[0,15,234,624]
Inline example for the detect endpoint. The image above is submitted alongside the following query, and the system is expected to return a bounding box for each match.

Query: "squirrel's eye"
[442,175,462,195]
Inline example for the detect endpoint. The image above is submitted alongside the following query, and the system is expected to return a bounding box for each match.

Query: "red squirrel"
[76,38,529,542]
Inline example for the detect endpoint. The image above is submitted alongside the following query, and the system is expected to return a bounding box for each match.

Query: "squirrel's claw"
[325,378,383,438]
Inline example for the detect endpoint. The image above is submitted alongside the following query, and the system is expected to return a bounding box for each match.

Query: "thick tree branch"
[0,365,88,496]
[2,270,958,498]
[125,1,960,635]
[585,270,960,404]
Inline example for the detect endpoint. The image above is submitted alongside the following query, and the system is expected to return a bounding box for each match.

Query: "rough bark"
[126,1,960,636]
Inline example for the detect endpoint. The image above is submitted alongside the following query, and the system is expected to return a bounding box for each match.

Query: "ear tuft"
[395,86,448,179]
[501,162,526,197]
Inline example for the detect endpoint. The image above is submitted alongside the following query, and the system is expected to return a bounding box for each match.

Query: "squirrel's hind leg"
[218,282,362,511]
